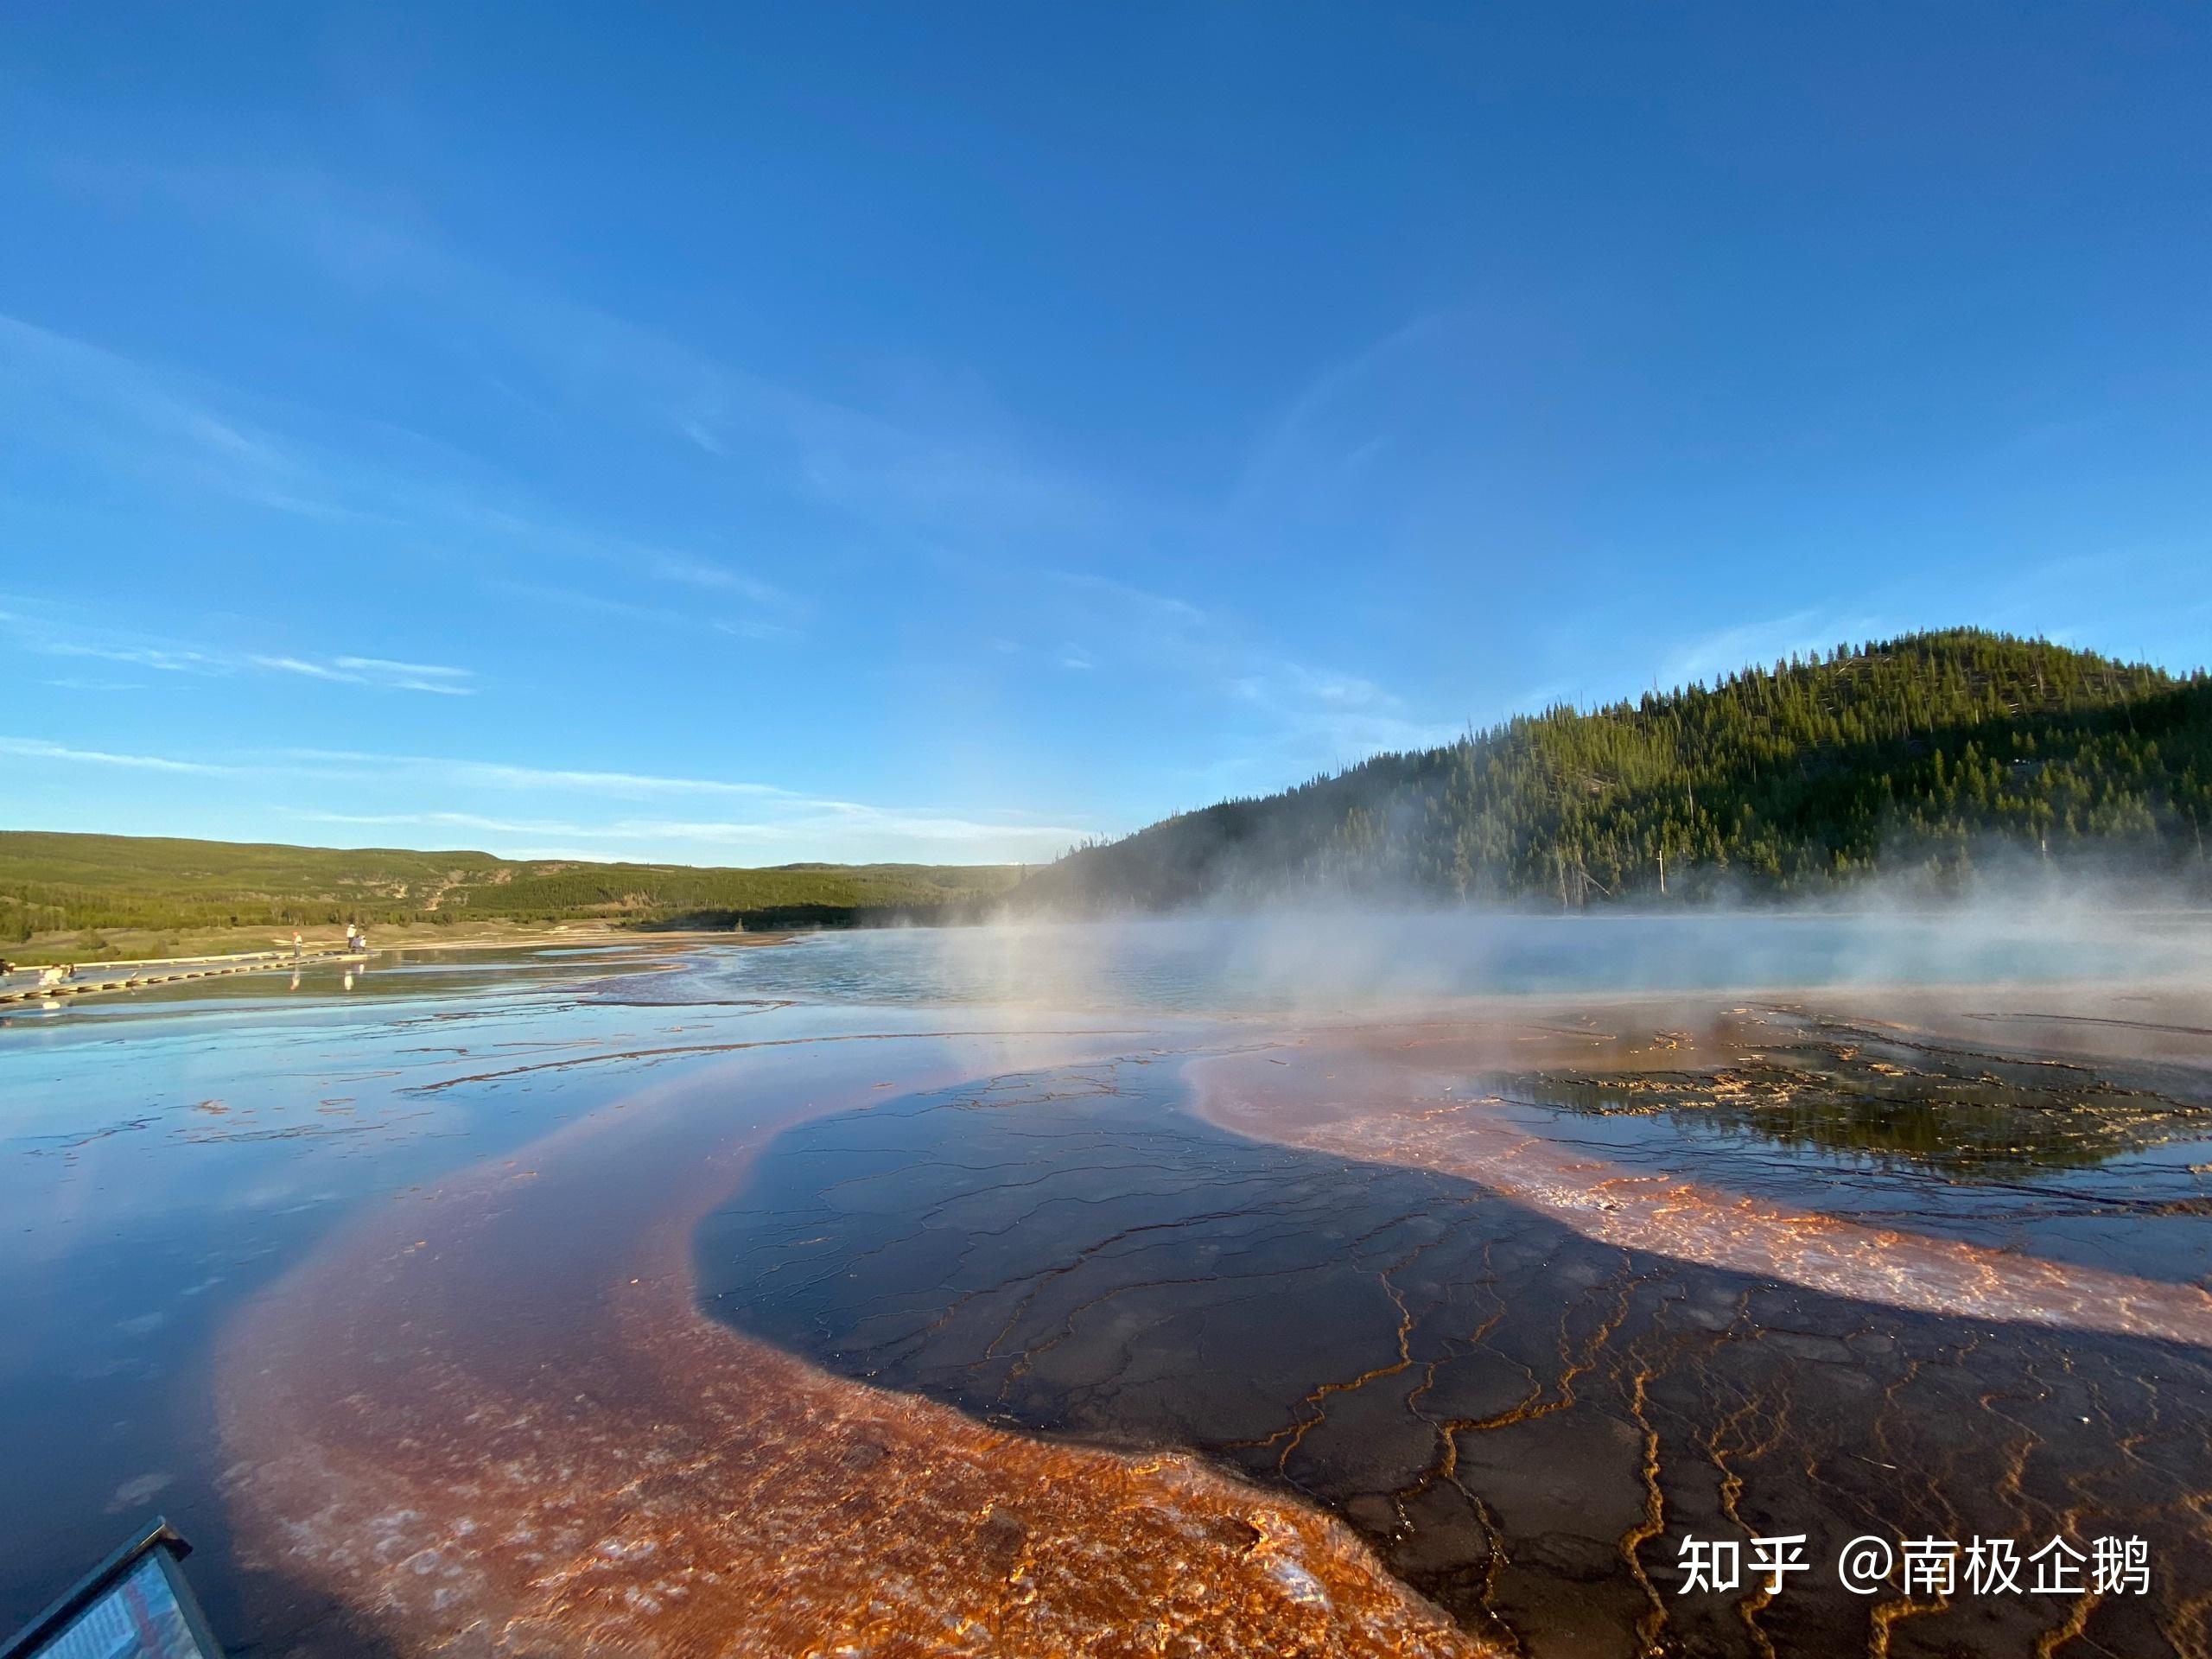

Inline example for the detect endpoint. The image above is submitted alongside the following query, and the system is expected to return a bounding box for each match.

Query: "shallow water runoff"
[3,912,2210,1657]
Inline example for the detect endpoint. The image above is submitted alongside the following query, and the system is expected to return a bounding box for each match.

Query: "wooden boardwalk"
[0,949,372,1007]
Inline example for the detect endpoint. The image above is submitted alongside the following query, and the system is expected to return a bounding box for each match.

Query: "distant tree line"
[1014,630,2212,910]
[0,832,1024,942]
[11,631,2206,939]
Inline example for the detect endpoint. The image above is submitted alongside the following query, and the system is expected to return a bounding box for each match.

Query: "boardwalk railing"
[0,947,372,1006]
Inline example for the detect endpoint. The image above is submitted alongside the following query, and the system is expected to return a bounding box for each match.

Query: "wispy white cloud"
[45,639,225,675]
[489,579,800,642]
[56,159,1112,554]
[251,655,351,683]
[278,787,1089,861]
[0,308,805,640]
[1656,608,1891,690]
[1230,661,1400,713]
[253,654,476,695]
[1498,678,1580,719]
[334,655,469,679]
[0,313,340,518]
[1226,660,1461,766]
[10,732,1094,861]
[1039,569,1458,778]
[0,605,477,695]
[714,618,798,642]
[1230,312,1452,516]
[0,735,232,774]
[288,809,601,839]
[1050,571,1206,632]
[487,581,691,630]
[641,553,792,610]
[606,810,1087,850]
[271,748,793,798]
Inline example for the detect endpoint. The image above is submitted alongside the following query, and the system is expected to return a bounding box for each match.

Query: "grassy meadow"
[0,831,1027,965]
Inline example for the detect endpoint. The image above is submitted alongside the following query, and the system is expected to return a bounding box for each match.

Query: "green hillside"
[0,831,1024,950]
[1014,630,2212,910]
[10,631,2206,956]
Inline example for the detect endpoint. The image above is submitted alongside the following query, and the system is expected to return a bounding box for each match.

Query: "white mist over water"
[683,893,2212,1017]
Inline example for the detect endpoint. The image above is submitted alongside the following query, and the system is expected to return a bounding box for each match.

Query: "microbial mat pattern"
[700,1046,2212,1657]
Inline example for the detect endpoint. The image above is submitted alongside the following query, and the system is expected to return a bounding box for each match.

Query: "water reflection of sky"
[0,944,831,1638]
[3,922,2208,1644]
[1481,1088,2212,1289]
[700,1059,2212,1658]
[662,911,2212,1014]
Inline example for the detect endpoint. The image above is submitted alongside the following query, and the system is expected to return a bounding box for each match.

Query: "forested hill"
[1013,631,2212,912]
[0,833,1024,944]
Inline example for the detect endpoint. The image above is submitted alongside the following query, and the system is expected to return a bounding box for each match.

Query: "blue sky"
[3,3,2209,866]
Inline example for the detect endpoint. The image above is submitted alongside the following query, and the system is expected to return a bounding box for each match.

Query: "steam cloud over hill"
[1010,630,2212,912]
